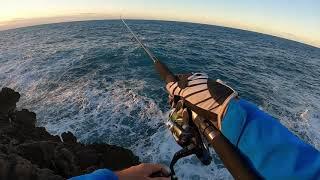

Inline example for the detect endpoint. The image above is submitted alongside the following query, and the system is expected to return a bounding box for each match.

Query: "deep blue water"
[0,20,319,179]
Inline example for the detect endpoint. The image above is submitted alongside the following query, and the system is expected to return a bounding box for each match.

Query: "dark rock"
[16,141,57,168]
[75,148,100,169]
[0,87,140,179]
[0,87,20,122]
[0,152,64,180]
[35,168,64,180]
[54,146,79,176]
[34,127,62,142]
[84,144,140,171]
[13,109,36,128]
[61,131,77,144]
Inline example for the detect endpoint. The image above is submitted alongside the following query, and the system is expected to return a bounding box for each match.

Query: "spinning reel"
[166,99,212,179]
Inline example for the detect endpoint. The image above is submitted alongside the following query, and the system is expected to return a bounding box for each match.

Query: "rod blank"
[121,18,158,63]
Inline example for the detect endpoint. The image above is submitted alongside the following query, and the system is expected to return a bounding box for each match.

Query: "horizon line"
[0,16,319,49]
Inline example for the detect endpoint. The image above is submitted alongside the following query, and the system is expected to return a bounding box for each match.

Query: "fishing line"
[121,18,158,63]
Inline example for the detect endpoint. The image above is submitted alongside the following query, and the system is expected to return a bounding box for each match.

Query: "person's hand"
[116,163,170,180]
[166,73,238,130]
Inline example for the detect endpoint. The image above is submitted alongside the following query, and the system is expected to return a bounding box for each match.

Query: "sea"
[0,20,319,179]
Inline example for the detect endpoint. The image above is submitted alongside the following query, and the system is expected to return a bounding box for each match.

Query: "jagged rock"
[54,146,79,177]
[35,168,64,180]
[0,87,140,179]
[75,148,100,169]
[13,109,36,128]
[61,131,77,144]
[0,152,63,180]
[82,144,140,171]
[0,87,20,122]
[16,141,58,168]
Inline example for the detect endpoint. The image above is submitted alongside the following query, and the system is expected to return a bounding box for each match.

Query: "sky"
[0,0,319,47]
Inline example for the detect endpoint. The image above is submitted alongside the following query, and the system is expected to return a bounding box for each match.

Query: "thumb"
[144,163,169,175]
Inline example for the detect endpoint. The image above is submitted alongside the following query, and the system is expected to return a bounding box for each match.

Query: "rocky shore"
[0,87,139,180]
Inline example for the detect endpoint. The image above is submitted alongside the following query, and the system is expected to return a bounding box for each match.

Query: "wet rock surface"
[0,87,140,179]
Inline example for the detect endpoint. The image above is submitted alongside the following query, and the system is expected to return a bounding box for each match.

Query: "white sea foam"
[300,108,320,149]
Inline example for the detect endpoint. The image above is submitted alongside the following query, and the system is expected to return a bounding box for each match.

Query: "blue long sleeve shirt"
[222,99,320,179]
[71,99,320,179]
[69,169,118,180]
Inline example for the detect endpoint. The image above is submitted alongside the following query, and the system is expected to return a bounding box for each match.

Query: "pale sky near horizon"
[0,0,319,47]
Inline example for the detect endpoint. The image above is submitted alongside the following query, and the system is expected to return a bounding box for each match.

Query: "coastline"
[0,87,139,179]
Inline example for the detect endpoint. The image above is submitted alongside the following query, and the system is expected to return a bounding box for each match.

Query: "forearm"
[221,99,320,179]
[69,163,170,180]
[69,169,118,180]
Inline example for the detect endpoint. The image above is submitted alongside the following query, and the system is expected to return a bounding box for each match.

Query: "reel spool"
[166,100,212,179]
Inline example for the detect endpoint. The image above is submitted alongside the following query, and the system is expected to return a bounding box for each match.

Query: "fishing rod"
[121,18,157,63]
[121,18,176,84]
[121,18,259,180]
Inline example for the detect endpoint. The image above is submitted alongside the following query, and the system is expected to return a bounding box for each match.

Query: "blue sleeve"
[69,169,118,180]
[221,99,320,179]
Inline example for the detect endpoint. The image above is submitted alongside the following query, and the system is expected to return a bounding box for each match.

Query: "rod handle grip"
[209,132,260,180]
[193,116,260,180]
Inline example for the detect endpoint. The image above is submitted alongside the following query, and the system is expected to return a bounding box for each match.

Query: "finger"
[166,74,187,96]
[182,108,189,123]
[166,81,179,96]
[168,95,174,106]
[187,73,208,80]
[143,163,170,175]
[154,167,170,177]
[149,177,170,180]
